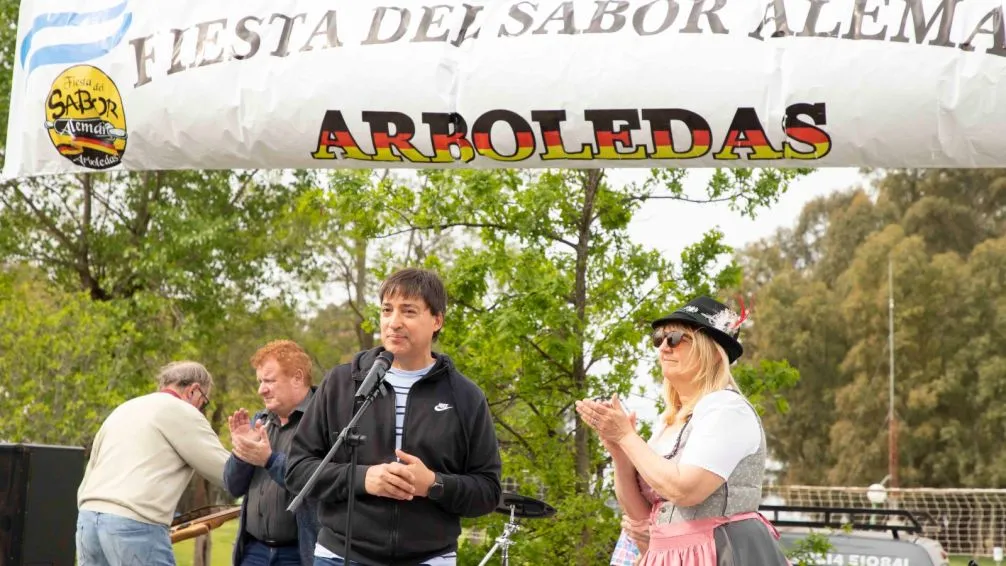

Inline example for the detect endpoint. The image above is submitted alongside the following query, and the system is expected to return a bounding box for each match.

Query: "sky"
[616,167,868,261]
[610,166,868,426]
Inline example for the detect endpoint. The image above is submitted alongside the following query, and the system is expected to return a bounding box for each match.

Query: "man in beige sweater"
[76,361,231,566]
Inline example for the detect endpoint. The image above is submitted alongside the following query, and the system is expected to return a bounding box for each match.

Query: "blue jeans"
[241,540,301,566]
[76,510,175,566]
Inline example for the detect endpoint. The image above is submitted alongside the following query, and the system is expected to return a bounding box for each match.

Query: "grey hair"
[156,361,213,391]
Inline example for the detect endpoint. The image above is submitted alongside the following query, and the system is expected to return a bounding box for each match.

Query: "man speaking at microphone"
[286,267,503,566]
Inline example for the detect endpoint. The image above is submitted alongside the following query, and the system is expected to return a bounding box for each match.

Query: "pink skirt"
[639,511,782,566]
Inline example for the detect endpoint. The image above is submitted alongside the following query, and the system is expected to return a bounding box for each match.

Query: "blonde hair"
[659,322,739,426]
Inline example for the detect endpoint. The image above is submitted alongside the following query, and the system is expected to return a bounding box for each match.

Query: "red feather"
[733,295,748,329]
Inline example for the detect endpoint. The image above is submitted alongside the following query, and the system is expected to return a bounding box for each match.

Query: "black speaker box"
[0,443,85,566]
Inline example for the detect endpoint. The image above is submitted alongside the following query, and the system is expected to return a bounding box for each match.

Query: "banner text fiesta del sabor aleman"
[6,0,1006,178]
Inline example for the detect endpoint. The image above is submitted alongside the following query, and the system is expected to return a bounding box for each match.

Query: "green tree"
[0,265,192,446]
[0,171,317,315]
[739,169,1006,488]
[961,237,1006,485]
[371,167,808,564]
[0,167,332,443]
[301,169,462,353]
[829,226,962,485]
[735,186,882,484]
[0,115,330,566]
[0,0,19,148]
[875,169,1006,254]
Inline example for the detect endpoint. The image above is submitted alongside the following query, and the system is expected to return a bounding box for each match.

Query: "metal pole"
[888,258,899,491]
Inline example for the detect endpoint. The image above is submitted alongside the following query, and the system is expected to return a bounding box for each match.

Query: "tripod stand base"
[477,505,521,566]
[477,541,504,566]
[477,492,556,565]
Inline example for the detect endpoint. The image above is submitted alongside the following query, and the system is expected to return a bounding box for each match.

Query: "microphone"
[355,351,394,399]
[287,349,395,515]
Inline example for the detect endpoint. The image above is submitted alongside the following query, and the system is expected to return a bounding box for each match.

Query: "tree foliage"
[0,265,191,446]
[359,167,807,564]
[741,169,1006,487]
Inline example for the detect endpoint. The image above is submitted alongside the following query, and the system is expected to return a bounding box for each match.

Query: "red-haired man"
[224,340,320,566]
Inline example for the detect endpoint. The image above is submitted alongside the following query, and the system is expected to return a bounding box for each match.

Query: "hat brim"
[651,313,744,364]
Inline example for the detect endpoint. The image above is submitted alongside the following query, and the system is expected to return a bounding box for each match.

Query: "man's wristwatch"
[428,473,445,500]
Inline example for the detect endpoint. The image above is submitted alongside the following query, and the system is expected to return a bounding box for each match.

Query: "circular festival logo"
[44,65,127,170]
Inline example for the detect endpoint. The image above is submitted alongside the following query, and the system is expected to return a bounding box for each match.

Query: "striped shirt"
[386,364,431,451]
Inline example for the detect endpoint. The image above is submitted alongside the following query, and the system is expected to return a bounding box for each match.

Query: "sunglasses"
[652,330,691,349]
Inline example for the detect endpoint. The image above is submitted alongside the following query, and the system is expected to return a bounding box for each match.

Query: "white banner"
[5,0,1006,179]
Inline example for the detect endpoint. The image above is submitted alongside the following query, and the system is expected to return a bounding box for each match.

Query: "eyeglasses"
[194,386,210,409]
[652,330,691,349]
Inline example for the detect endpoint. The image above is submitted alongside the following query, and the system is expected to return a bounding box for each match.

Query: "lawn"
[950,557,998,566]
[173,521,239,566]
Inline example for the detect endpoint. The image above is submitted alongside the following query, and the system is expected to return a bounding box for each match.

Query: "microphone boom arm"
[286,351,394,514]
[287,387,378,513]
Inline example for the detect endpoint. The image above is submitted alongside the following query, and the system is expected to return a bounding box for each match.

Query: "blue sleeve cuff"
[266,452,278,469]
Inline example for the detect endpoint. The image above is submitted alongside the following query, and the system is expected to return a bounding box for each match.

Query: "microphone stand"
[343,427,365,564]
[287,382,387,566]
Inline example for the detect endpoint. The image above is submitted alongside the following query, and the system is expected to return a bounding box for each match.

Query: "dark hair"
[378,268,447,340]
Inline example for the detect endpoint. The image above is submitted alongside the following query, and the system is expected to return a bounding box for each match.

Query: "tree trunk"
[354,235,374,350]
[573,169,602,566]
[77,174,107,300]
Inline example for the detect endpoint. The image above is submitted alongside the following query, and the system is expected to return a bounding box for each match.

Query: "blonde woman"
[577,297,788,566]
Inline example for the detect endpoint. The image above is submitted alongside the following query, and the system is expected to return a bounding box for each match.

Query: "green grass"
[172,521,238,566]
[950,557,999,566]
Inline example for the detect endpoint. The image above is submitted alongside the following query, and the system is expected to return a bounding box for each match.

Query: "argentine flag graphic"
[19,0,133,77]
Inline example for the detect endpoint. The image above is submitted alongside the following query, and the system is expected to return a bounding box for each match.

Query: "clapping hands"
[575,394,637,452]
[228,408,273,467]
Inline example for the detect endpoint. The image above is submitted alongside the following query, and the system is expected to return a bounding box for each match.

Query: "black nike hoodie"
[285,347,503,565]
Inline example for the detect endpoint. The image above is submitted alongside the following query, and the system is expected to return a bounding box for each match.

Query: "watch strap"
[429,472,445,500]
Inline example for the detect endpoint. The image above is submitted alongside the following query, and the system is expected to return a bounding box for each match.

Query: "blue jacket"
[223,400,320,566]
